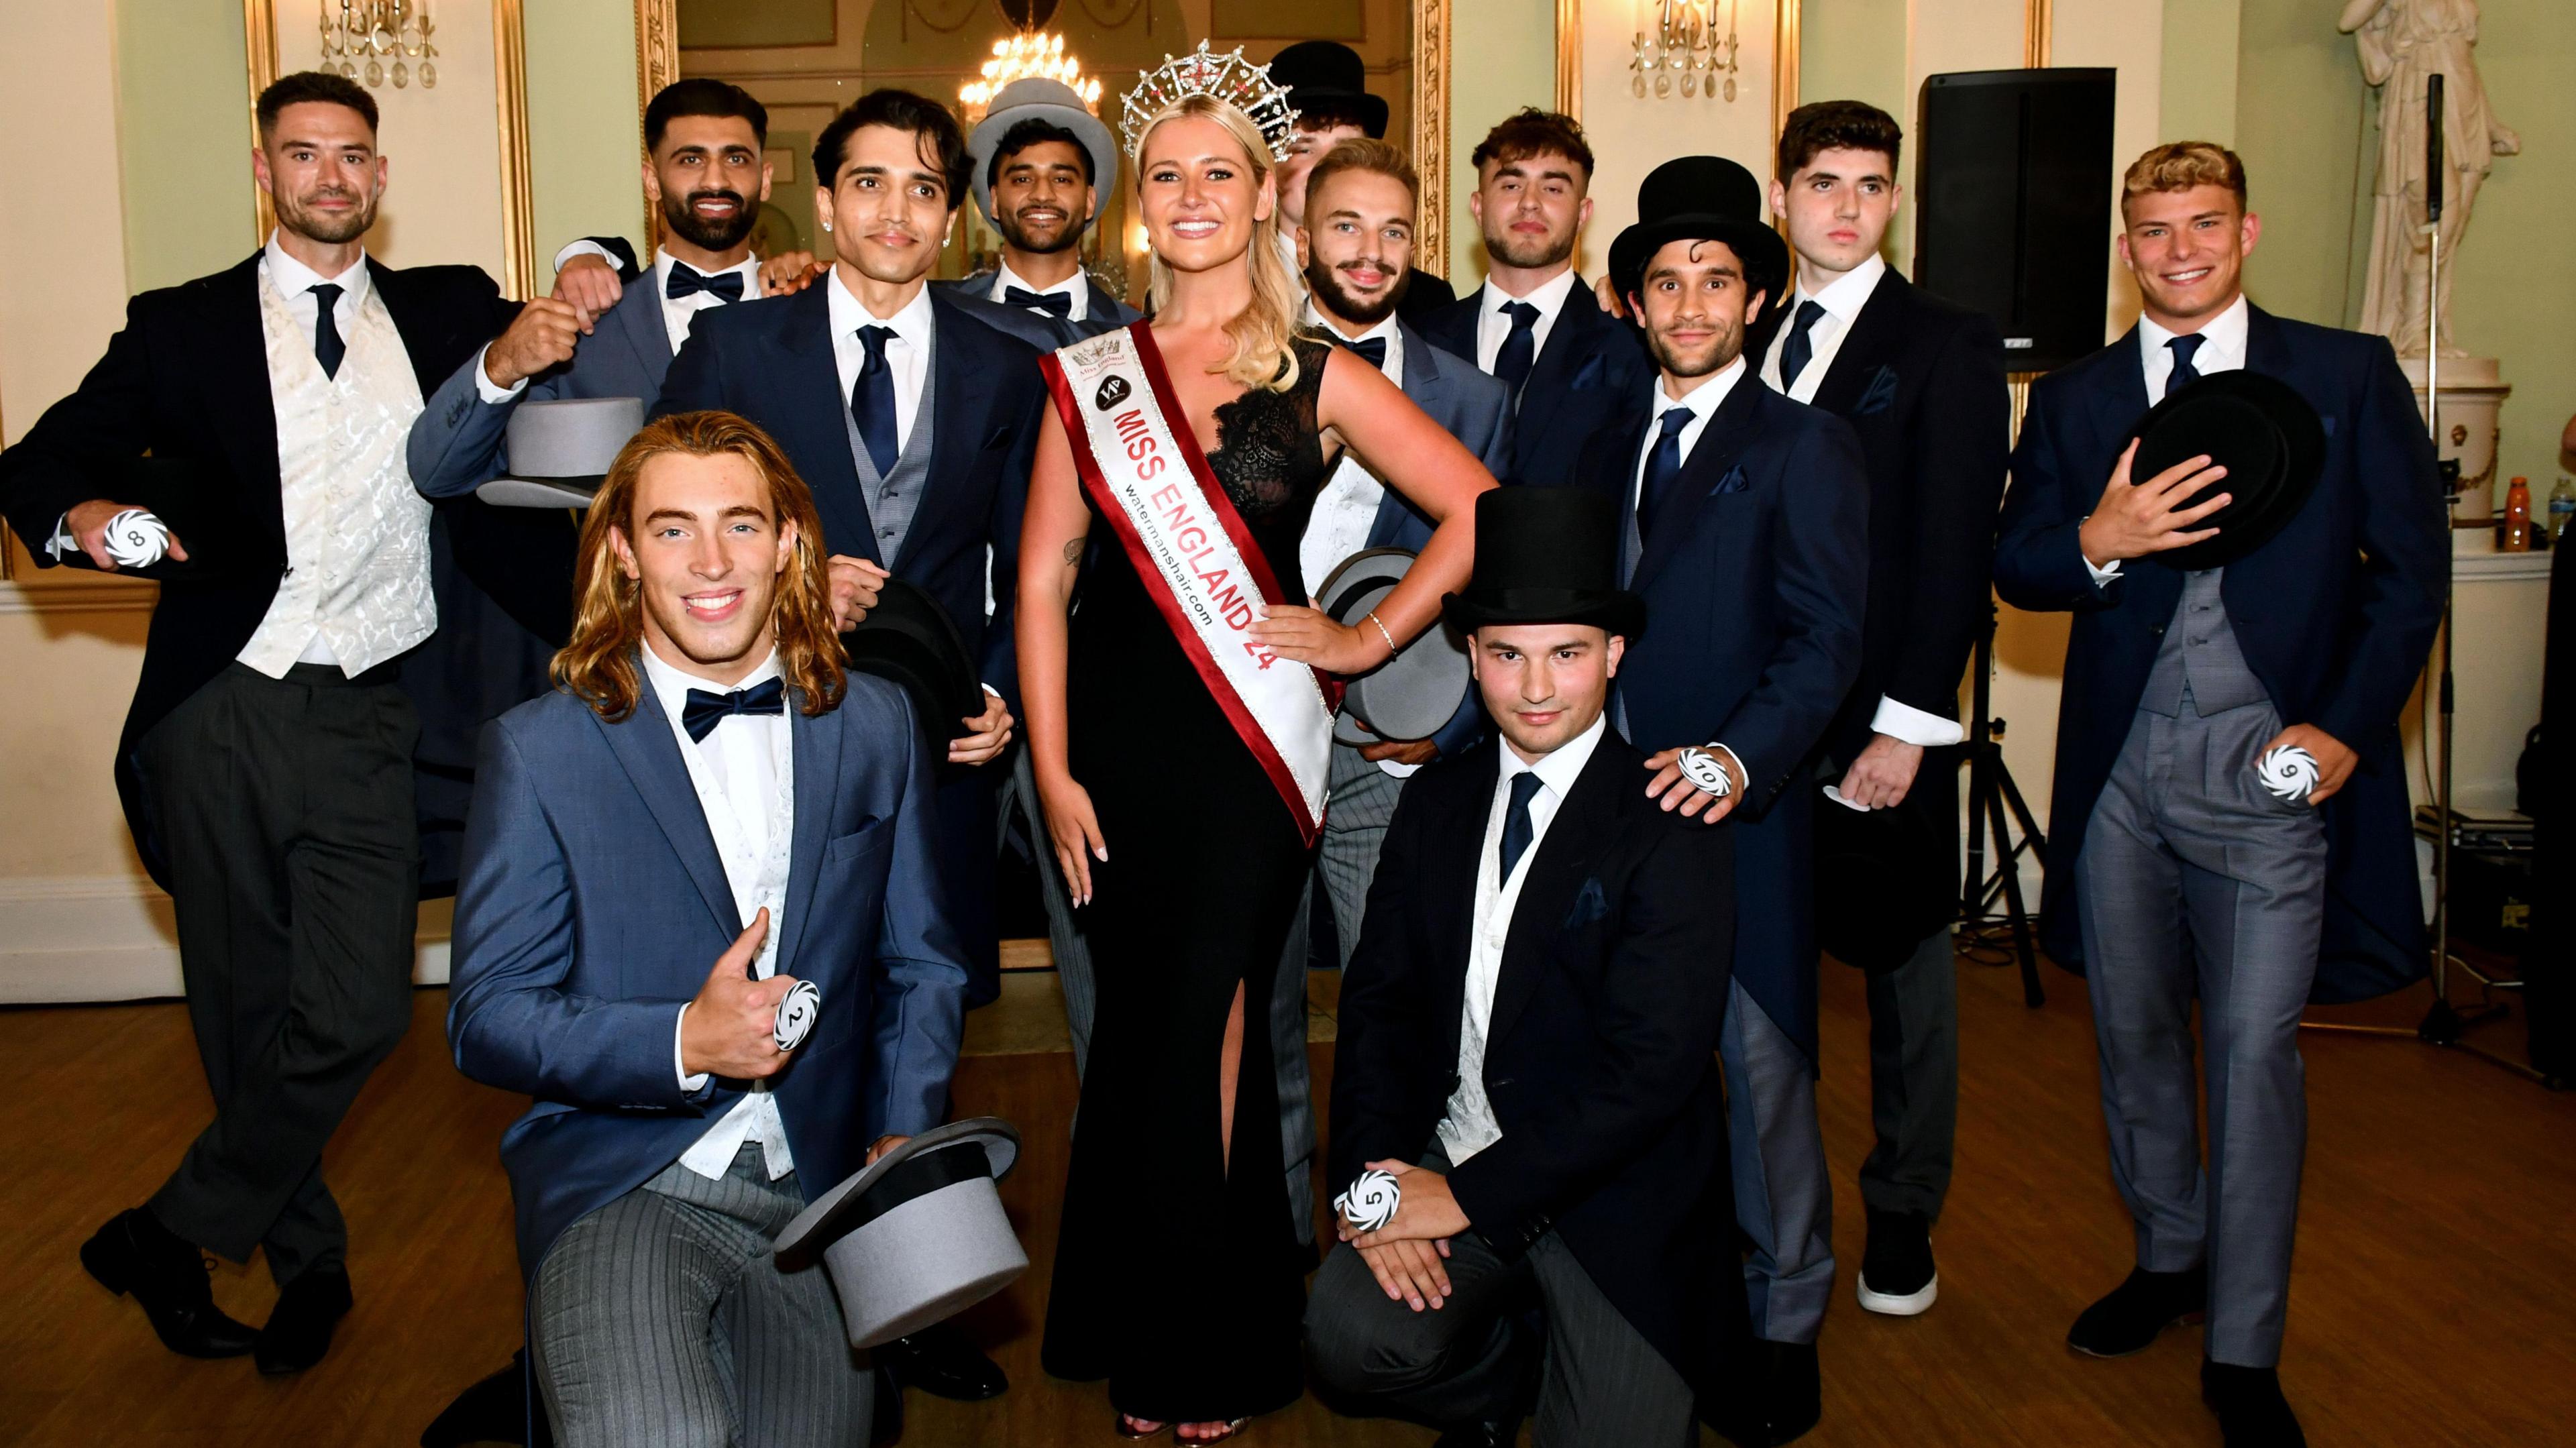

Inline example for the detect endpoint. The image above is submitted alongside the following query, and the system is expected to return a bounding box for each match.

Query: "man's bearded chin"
[663,188,755,251]
[1647,321,1743,379]
[280,188,376,245]
[996,205,1083,256]
[1485,227,1575,272]
[1304,255,1409,327]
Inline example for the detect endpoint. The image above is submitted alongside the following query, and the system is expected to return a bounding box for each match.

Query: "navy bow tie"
[1341,335,1389,370]
[666,264,745,302]
[682,676,786,742]
[1005,285,1075,317]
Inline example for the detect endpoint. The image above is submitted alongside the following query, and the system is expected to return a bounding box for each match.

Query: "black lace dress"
[1040,336,1336,1423]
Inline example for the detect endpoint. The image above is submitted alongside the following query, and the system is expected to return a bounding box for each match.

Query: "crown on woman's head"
[1119,43,1301,163]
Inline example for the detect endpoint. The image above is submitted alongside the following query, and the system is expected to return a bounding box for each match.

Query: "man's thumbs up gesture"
[679,909,797,1080]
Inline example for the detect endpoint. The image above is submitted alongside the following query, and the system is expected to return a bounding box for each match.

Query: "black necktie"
[1493,300,1541,398]
[1635,407,1695,539]
[1341,335,1389,370]
[850,325,900,478]
[2165,333,2205,399]
[665,264,745,302]
[1498,771,1546,882]
[1005,285,1074,317]
[309,283,346,379]
[681,676,786,742]
[1779,298,1829,390]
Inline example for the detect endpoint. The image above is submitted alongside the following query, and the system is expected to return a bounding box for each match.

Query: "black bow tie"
[666,264,745,302]
[1005,285,1075,317]
[1340,335,1389,370]
[682,676,785,742]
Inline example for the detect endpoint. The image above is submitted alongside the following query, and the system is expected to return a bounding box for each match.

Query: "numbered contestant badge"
[102,509,170,569]
[1676,746,1734,799]
[1334,1168,1402,1233]
[773,980,821,1052]
[2255,745,2319,805]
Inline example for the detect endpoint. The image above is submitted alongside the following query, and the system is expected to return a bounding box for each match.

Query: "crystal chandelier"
[960,32,1103,118]
[319,0,439,91]
[1631,0,1739,102]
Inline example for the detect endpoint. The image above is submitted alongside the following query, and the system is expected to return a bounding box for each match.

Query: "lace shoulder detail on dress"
[1205,337,1333,520]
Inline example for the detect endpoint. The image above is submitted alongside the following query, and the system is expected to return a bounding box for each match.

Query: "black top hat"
[1607,156,1790,315]
[843,579,983,740]
[1813,793,1954,972]
[2127,370,2327,573]
[1442,488,1646,641]
[1267,42,1389,139]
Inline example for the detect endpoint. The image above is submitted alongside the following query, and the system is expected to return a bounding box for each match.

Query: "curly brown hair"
[552,411,847,722]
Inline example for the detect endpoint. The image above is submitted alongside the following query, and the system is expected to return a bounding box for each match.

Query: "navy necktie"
[850,325,900,478]
[1005,285,1074,317]
[1498,771,1546,882]
[1778,298,1829,390]
[1635,407,1696,539]
[1341,335,1389,370]
[1493,300,1541,398]
[665,263,744,302]
[308,283,346,379]
[682,676,786,742]
[2165,333,2205,399]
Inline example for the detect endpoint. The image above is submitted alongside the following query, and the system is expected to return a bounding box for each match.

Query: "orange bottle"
[2502,476,2534,552]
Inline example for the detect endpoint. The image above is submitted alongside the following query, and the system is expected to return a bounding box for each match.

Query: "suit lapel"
[894,294,976,575]
[773,697,840,975]
[1632,372,1766,590]
[1519,284,1603,429]
[209,255,286,552]
[1487,739,1623,1048]
[782,285,880,563]
[615,274,673,387]
[595,685,741,938]
[1809,271,1903,416]
[2092,325,2153,441]
[2244,303,2297,384]
[1428,753,1493,1023]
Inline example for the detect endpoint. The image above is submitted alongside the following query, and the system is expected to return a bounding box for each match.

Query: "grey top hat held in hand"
[478,396,645,509]
[1318,547,1471,744]
[967,77,1121,227]
[771,1116,1027,1349]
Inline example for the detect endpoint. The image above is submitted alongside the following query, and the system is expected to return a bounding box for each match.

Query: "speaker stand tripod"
[1960,606,2049,1008]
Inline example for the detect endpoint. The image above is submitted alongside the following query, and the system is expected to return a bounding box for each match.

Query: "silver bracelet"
[1364,609,1398,659]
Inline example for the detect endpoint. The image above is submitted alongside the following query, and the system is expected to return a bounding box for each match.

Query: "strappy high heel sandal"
[1114,1412,1169,1440]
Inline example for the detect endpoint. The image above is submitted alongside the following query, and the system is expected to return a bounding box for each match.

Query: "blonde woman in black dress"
[1017,59,1497,1442]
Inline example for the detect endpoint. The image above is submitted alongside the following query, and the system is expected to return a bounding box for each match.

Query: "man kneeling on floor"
[447,410,968,1445]
[1306,486,1741,1448]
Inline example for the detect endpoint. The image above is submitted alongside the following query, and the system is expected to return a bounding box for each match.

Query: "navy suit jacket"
[1992,304,2446,1000]
[935,270,1142,350]
[447,673,969,1278]
[1418,280,1655,488]
[1576,374,1870,1057]
[652,284,1046,712]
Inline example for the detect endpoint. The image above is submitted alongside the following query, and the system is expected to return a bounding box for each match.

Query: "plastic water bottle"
[2549,478,2575,544]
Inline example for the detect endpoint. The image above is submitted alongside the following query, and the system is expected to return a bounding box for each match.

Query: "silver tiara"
[1119,43,1300,164]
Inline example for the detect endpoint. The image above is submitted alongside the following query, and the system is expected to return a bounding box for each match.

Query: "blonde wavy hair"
[552,410,847,722]
[1134,93,1306,392]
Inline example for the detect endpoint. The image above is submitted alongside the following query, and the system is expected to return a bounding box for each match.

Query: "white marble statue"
[2340,0,2518,357]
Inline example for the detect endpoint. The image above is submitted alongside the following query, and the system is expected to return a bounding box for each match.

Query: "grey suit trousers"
[1722,977,1836,1343]
[530,1144,872,1447]
[2074,696,2324,1368]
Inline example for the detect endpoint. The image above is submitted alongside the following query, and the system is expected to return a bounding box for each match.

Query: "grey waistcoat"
[2138,566,2271,718]
[842,324,938,566]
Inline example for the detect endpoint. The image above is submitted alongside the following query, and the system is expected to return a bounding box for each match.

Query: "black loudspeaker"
[1914,68,2118,373]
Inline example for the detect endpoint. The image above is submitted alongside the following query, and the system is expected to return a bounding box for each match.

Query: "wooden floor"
[3,953,2570,1447]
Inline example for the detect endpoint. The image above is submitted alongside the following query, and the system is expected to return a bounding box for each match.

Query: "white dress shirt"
[1760,253,1886,402]
[647,645,800,1182]
[1438,712,1608,1165]
[1298,306,1403,590]
[1471,268,1583,375]
[827,270,934,457]
[2084,293,2252,586]
[479,245,761,403]
[989,259,1088,322]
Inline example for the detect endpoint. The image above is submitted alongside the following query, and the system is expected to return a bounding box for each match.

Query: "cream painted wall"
[116,0,260,292]
[2158,0,2240,144]
[529,0,648,266]
[1441,0,1558,292]
[348,0,508,277]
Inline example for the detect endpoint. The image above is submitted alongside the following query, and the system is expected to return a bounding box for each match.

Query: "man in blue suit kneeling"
[447,410,969,1447]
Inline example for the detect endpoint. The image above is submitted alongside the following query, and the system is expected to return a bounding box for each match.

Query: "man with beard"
[1576,157,1868,1447]
[410,79,783,497]
[937,77,1140,344]
[1267,41,1456,322]
[1417,109,1652,490]
[0,72,568,1375]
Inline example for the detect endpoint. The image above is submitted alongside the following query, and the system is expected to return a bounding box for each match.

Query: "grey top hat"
[967,77,1120,227]
[1318,547,1472,744]
[771,1117,1027,1349]
[477,396,645,509]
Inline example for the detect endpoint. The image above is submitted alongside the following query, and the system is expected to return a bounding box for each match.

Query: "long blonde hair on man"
[1136,93,1307,393]
[552,410,847,722]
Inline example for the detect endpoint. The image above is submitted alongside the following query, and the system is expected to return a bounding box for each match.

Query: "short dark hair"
[1305,138,1417,208]
[646,78,768,152]
[988,118,1095,188]
[1776,100,1902,181]
[812,89,973,209]
[1295,98,1384,140]
[256,71,378,137]
[1469,108,1593,180]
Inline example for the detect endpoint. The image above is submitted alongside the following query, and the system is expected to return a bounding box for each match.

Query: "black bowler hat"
[1813,793,1955,972]
[1267,41,1389,139]
[843,578,983,740]
[1607,156,1790,315]
[2129,370,2327,573]
[1442,488,1646,641]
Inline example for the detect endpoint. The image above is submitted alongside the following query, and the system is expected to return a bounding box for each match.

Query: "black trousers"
[136,663,421,1284]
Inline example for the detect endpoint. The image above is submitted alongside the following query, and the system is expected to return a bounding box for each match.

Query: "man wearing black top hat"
[1267,41,1457,322]
[1308,486,1737,1448]
[1993,142,2444,1446]
[1575,155,1869,1446]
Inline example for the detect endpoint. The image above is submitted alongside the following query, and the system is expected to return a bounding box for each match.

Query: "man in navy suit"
[1994,143,2443,1447]
[449,410,968,1446]
[1416,109,1654,489]
[1577,155,1869,1447]
[934,76,1141,348]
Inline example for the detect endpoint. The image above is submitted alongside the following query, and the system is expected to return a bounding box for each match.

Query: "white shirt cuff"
[472,341,529,404]
[1377,759,1424,779]
[46,514,76,560]
[1870,695,1966,748]
[674,1003,709,1092]
[1707,742,1746,794]
[2083,553,2123,586]
[553,238,616,274]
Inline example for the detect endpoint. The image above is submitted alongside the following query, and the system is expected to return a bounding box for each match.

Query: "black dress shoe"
[878,1320,1007,1400]
[2202,1361,2306,1447]
[2067,1265,2207,1358]
[1856,1207,1939,1316]
[1717,1338,1823,1447]
[1432,1412,1521,1448]
[254,1265,354,1375]
[79,1208,258,1359]
[422,1352,547,1447]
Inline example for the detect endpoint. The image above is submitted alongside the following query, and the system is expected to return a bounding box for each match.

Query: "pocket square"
[1570,355,1605,390]
[1563,877,1609,930]
[1854,366,1899,416]
[982,423,1016,449]
[1709,464,1750,496]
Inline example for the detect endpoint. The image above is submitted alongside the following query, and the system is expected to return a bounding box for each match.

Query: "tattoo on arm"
[1062,536,1086,565]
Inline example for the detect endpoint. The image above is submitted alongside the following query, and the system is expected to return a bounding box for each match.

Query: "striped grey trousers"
[529,1144,872,1447]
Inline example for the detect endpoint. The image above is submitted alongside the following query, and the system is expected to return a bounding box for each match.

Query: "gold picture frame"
[635,0,680,258]
[1415,0,1452,277]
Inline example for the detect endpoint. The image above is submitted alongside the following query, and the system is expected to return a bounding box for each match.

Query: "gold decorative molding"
[1554,0,1582,120]
[493,0,537,299]
[636,0,680,260]
[1773,0,1801,140]
[1413,0,1451,278]
[2025,0,2052,68]
[244,0,281,242]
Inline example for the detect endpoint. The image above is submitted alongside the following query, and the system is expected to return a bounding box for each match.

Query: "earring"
[821,219,832,232]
